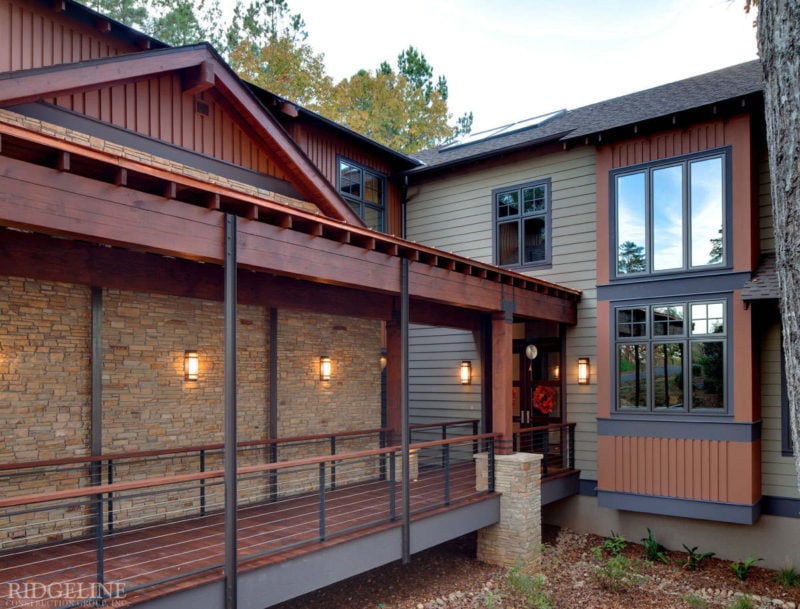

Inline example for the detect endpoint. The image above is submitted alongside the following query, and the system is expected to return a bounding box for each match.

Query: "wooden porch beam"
[182,61,215,96]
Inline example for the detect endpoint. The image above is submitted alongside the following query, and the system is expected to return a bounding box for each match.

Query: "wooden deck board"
[0,462,485,608]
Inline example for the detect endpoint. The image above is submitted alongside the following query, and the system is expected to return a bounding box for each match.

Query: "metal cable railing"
[0,430,498,609]
[512,422,576,476]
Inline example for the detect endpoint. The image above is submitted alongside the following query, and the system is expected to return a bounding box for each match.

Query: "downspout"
[224,214,238,609]
[400,174,410,564]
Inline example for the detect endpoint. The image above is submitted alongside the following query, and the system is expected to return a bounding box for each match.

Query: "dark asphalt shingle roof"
[412,60,764,170]
[741,253,780,301]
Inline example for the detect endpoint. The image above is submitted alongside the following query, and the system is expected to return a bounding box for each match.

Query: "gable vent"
[195,99,210,117]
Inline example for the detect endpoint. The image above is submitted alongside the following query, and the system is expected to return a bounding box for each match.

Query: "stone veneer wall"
[275,310,383,494]
[0,276,383,546]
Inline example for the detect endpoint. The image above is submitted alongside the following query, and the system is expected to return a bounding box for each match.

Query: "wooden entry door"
[513,339,562,427]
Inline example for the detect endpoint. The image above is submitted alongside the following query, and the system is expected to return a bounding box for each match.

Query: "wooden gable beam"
[182,62,215,96]
[0,47,210,106]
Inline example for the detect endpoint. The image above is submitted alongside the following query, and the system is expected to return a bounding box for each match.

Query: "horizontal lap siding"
[0,0,132,73]
[760,307,800,499]
[758,148,774,252]
[408,325,481,441]
[48,76,288,179]
[407,147,598,478]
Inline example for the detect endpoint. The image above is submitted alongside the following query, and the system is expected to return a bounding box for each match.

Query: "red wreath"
[532,385,556,415]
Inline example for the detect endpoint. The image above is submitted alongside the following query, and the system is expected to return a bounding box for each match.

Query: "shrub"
[601,531,627,556]
[727,594,756,609]
[590,546,642,592]
[641,528,668,564]
[680,593,709,609]
[681,544,715,571]
[729,556,762,580]
[505,566,552,609]
[775,565,800,587]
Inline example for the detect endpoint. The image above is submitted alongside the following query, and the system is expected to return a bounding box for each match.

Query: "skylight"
[440,109,567,151]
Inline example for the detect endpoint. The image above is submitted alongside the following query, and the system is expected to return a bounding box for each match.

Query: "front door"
[512,338,562,427]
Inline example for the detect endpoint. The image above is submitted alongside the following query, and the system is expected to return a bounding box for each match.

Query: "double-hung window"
[338,158,385,232]
[494,178,551,267]
[616,299,727,413]
[613,149,729,277]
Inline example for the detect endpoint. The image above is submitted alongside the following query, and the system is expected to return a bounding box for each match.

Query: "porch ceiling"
[0,112,580,324]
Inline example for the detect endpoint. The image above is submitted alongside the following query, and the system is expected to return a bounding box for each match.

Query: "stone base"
[474,452,542,567]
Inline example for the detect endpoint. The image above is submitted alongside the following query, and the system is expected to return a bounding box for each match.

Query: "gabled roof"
[0,43,363,225]
[411,60,764,172]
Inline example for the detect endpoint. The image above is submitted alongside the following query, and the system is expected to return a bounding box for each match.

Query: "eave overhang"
[0,44,364,226]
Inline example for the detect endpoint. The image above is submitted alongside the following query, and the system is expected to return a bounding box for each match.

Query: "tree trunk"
[757,0,800,492]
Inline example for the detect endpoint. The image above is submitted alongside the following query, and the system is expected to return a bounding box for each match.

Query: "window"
[494,178,551,267]
[613,149,728,277]
[615,299,727,413]
[338,158,385,232]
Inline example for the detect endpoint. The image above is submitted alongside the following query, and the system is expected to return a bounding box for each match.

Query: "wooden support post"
[491,311,514,454]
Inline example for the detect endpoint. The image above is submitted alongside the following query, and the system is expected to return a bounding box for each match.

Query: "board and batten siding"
[408,325,482,442]
[407,146,598,479]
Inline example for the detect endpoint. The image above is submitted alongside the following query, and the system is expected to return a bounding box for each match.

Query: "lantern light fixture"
[320,356,332,381]
[460,360,472,385]
[184,350,199,382]
[577,357,590,385]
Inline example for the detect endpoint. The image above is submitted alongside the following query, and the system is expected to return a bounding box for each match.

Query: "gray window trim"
[610,293,733,417]
[609,146,733,281]
[491,177,552,269]
[336,155,387,232]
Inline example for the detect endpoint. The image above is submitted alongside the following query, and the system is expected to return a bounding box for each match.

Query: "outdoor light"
[184,350,199,381]
[552,364,560,381]
[577,357,590,385]
[379,349,387,370]
[460,360,472,385]
[320,356,332,381]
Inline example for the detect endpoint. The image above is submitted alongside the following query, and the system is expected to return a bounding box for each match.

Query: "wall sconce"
[379,349,387,370]
[577,357,590,385]
[552,364,560,381]
[320,356,332,381]
[184,350,199,381]
[460,360,472,385]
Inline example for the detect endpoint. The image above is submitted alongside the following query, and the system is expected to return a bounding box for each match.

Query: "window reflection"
[618,344,648,408]
[652,165,683,271]
[654,343,684,409]
[617,172,646,274]
[690,157,724,267]
[691,341,724,409]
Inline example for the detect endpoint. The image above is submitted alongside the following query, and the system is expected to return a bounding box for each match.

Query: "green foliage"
[726,594,756,609]
[680,593,709,609]
[601,531,627,556]
[481,588,503,609]
[505,566,552,609]
[681,545,715,571]
[641,528,668,564]
[774,565,800,586]
[729,556,762,580]
[590,546,642,592]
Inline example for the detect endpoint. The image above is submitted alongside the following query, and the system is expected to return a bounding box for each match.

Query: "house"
[406,59,799,565]
[0,0,797,607]
[0,1,580,607]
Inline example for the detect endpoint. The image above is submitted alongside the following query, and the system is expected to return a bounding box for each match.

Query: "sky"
[272,0,758,133]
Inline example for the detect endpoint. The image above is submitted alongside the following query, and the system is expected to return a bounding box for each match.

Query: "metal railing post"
[200,449,206,517]
[542,431,549,476]
[379,431,387,481]
[488,438,495,493]
[330,437,336,490]
[389,452,396,521]
[318,462,326,541]
[269,443,278,502]
[106,459,114,534]
[472,420,479,454]
[441,424,447,469]
[443,443,450,506]
[569,424,576,470]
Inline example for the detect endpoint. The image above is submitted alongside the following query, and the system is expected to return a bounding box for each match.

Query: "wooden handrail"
[0,427,391,472]
[0,433,501,510]
[408,419,479,430]
[515,422,576,435]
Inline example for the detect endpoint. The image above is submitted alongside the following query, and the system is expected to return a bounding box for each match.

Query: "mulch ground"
[272,525,800,609]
